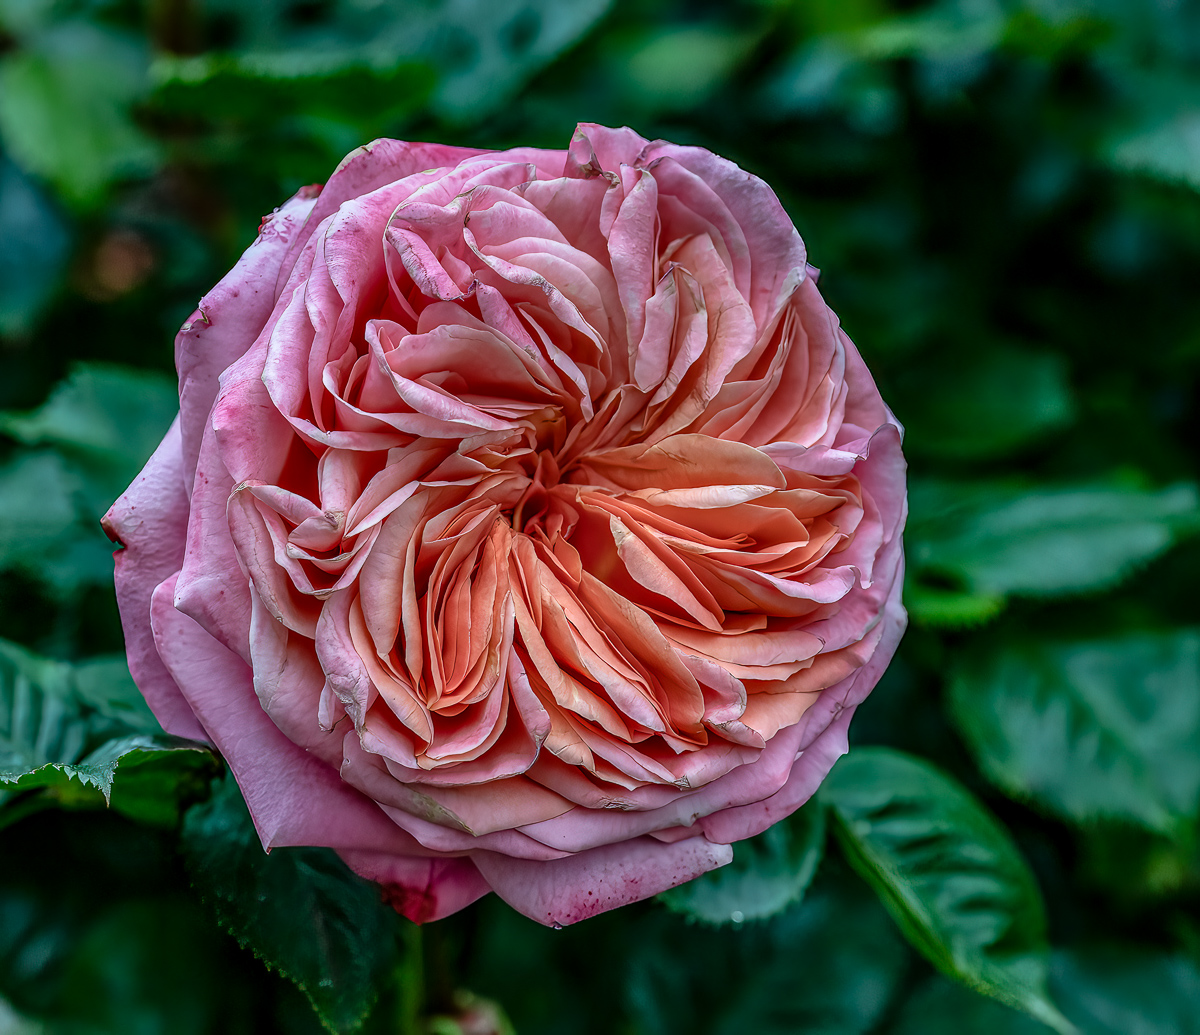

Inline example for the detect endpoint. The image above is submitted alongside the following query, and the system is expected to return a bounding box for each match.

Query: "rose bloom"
[104,124,906,926]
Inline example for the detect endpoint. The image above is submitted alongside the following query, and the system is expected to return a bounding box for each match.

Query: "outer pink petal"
[276,138,486,289]
[639,139,808,329]
[174,418,254,662]
[338,850,490,924]
[516,710,812,853]
[570,123,651,175]
[840,329,896,440]
[699,569,908,844]
[150,573,415,855]
[472,834,733,926]
[175,188,319,483]
[102,419,205,741]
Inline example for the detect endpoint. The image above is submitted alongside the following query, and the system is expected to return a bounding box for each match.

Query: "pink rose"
[103,123,907,926]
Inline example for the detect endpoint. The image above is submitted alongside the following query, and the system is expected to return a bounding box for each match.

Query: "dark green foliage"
[463,864,912,1035]
[0,363,178,497]
[0,636,217,830]
[824,749,1069,1031]
[0,158,70,337]
[0,811,327,1035]
[906,481,1200,626]
[0,363,177,600]
[659,796,826,925]
[630,869,912,1035]
[897,345,1076,461]
[888,951,1200,1035]
[3,0,1200,1031]
[1051,948,1200,1035]
[950,630,1200,832]
[182,775,410,1035]
[0,20,158,208]
[887,975,1052,1034]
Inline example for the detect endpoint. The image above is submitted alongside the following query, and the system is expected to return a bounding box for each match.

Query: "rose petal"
[102,419,205,740]
[338,850,490,923]
[471,834,733,926]
[176,188,320,484]
[110,123,908,927]
[151,573,414,854]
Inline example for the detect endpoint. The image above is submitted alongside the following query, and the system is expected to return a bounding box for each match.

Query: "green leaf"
[895,953,1200,1035]
[849,8,1004,60]
[888,975,1050,1035]
[1102,71,1200,193]
[763,38,899,130]
[0,361,178,511]
[1107,113,1200,191]
[150,51,432,129]
[659,797,826,925]
[897,346,1075,460]
[823,748,1072,1034]
[907,480,1199,623]
[0,157,70,338]
[0,637,212,828]
[0,482,114,590]
[0,0,57,36]
[0,455,115,591]
[0,995,45,1035]
[948,630,1200,834]
[903,582,1006,631]
[422,0,616,118]
[181,775,408,1035]
[1051,948,1200,1035]
[629,869,910,1035]
[0,452,86,579]
[70,655,159,732]
[620,27,756,111]
[0,363,178,594]
[182,0,610,121]
[0,638,94,777]
[0,23,158,206]
[1,734,217,827]
[846,5,1106,64]
[101,741,220,827]
[1075,821,1198,901]
[898,949,1200,1032]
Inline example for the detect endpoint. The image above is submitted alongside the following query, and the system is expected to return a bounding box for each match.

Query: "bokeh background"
[3,0,1200,1032]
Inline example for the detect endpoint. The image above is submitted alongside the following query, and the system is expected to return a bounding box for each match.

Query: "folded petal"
[472,834,733,926]
[102,419,205,740]
[338,850,491,924]
[151,573,414,854]
[110,122,907,927]
[176,187,320,484]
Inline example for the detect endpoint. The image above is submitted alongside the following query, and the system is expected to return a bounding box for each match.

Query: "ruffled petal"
[102,419,204,740]
[472,834,733,926]
[151,573,415,854]
[113,123,907,927]
[176,187,320,484]
[338,850,490,924]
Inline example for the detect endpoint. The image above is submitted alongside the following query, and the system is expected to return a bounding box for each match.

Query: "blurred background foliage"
[3,0,1200,1031]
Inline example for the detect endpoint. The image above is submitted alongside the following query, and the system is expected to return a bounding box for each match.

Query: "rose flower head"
[104,124,907,926]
